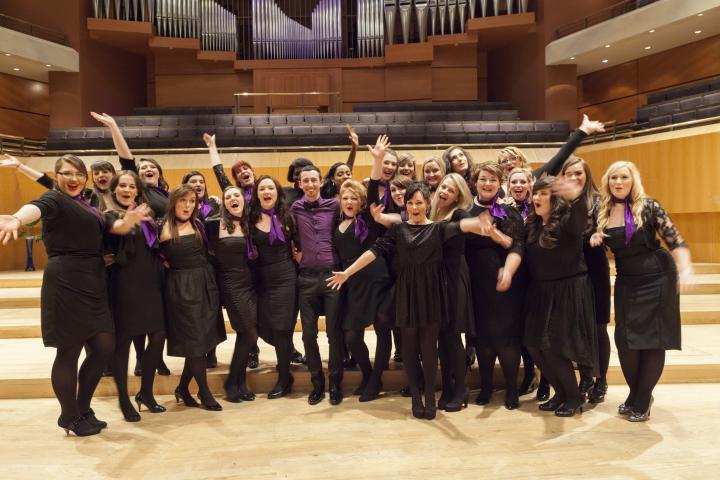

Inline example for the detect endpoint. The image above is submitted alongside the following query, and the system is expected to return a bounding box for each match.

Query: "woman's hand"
[367,135,391,163]
[0,154,21,169]
[346,124,359,148]
[292,241,302,264]
[326,271,349,290]
[496,267,513,292]
[370,203,385,222]
[0,215,22,245]
[579,114,606,136]
[124,203,152,226]
[203,133,217,149]
[90,112,118,129]
[678,266,695,293]
[551,178,583,202]
[589,232,604,248]
[499,195,517,207]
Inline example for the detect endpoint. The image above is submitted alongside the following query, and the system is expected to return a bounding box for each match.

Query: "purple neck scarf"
[261,207,286,245]
[353,214,369,243]
[477,193,507,219]
[199,199,213,219]
[193,218,208,247]
[242,186,253,202]
[612,196,637,245]
[72,194,105,226]
[517,198,531,220]
[379,180,390,209]
[139,220,158,248]
[228,213,257,259]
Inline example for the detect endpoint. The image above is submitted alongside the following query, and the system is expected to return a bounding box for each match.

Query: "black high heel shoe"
[555,400,584,417]
[538,395,564,411]
[58,416,101,436]
[119,399,141,422]
[628,396,653,422]
[81,408,107,429]
[618,402,633,415]
[445,389,469,413]
[474,390,491,406]
[198,394,223,411]
[174,386,199,407]
[135,392,167,413]
[588,378,608,404]
[411,396,425,419]
[424,396,437,420]
[536,378,550,401]
[267,375,294,399]
[578,375,594,399]
[359,381,383,403]
[504,392,520,410]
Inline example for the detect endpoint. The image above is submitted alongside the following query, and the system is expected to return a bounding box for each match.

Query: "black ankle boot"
[81,408,107,429]
[588,378,608,404]
[536,378,550,401]
[58,416,101,436]
[329,378,343,406]
[268,375,293,399]
[308,372,325,405]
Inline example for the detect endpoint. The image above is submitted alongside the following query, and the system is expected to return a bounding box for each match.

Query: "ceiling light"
[602,59,609,63]
[570,56,575,60]
[45,64,52,67]
[13,68,20,71]
[605,44,611,48]
[644,46,652,50]
[694,30,702,34]
[4,53,11,56]
[648,29,655,33]
[697,13,704,17]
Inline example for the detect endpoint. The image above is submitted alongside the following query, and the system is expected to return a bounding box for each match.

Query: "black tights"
[178,356,215,403]
[402,323,440,405]
[227,327,259,394]
[528,347,583,409]
[259,328,292,386]
[579,323,611,382]
[618,349,665,413]
[438,330,466,403]
[346,329,371,378]
[360,328,392,395]
[476,344,521,403]
[113,330,164,407]
[52,332,114,421]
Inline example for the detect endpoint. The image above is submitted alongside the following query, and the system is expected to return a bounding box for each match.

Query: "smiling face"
[300,169,321,201]
[186,174,206,198]
[333,165,352,188]
[563,163,587,190]
[390,184,407,208]
[340,190,361,218]
[608,166,633,200]
[257,178,278,210]
[381,153,398,181]
[508,173,531,202]
[175,191,196,222]
[223,187,244,217]
[55,161,88,197]
[113,174,139,208]
[436,177,459,210]
[406,190,430,223]
[476,169,501,202]
[138,160,160,187]
[398,160,415,178]
[449,148,469,175]
[423,161,443,188]
[235,164,255,188]
[532,187,552,219]
[92,168,113,192]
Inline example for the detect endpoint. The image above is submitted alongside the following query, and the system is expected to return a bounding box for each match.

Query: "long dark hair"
[219,186,250,236]
[163,184,201,242]
[560,156,600,213]
[138,157,169,191]
[320,162,348,198]
[526,176,569,249]
[106,170,151,215]
[181,170,210,202]
[248,175,295,234]
[286,157,314,184]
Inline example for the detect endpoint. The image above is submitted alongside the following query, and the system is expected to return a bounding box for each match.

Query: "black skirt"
[584,242,611,325]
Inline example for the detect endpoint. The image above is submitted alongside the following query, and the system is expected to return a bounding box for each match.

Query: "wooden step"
[1,325,719,399]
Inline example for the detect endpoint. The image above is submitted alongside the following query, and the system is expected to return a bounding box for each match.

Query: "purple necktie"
[242,186,253,202]
[139,220,158,248]
[612,196,637,245]
[199,199,213,219]
[354,214,369,243]
[228,214,257,259]
[261,207,286,245]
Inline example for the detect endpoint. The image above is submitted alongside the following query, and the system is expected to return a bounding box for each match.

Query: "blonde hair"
[430,173,473,221]
[422,156,446,181]
[339,179,368,210]
[507,167,533,184]
[497,146,528,168]
[596,161,646,237]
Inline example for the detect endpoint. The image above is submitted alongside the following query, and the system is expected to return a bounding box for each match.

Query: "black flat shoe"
[198,394,222,411]
[329,383,343,406]
[359,381,383,402]
[267,376,294,399]
[411,396,425,419]
[424,400,437,420]
[237,389,256,402]
[119,400,141,422]
[588,379,608,404]
[445,390,469,413]
[290,349,306,365]
[628,396,653,422]
[81,408,107,429]
[475,390,491,406]
[156,363,171,376]
[248,351,259,369]
[58,416,101,437]
[308,388,325,405]
[135,392,166,413]
[538,395,564,411]
[174,386,200,408]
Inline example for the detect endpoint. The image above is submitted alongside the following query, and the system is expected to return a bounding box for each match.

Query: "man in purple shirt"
[291,166,344,406]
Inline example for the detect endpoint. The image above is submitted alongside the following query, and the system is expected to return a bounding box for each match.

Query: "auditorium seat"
[352,101,514,112]
[250,115,269,125]
[341,114,359,124]
[498,122,517,132]
[357,113,376,124]
[215,115,233,126]
[320,114,342,124]
[368,124,388,135]
[178,116,197,126]
[672,111,697,123]
[232,115,251,126]
[160,116,180,127]
[269,115,287,125]
[698,104,720,119]
[235,126,254,136]
[286,114,305,124]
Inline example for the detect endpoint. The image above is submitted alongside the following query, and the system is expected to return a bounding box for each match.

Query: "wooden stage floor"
[1,383,719,479]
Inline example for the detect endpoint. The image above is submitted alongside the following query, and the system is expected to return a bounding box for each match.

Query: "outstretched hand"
[203,133,216,149]
[367,134,391,162]
[0,154,20,169]
[346,124,359,147]
[551,177,583,202]
[579,114,606,136]
[326,271,349,290]
[124,203,152,225]
[589,232,604,248]
[90,112,117,129]
[0,215,21,245]
[369,203,385,222]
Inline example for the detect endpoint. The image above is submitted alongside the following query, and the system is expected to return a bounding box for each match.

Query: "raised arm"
[108,204,153,235]
[369,203,402,228]
[346,124,358,171]
[649,198,694,286]
[203,133,232,190]
[91,112,134,163]
[0,204,42,245]
[533,115,605,179]
[1,154,53,189]
[368,135,390,181]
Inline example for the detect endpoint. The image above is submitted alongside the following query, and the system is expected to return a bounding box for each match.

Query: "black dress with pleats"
[443,209,475,335]
[160,234,225,357]
[30,190,114,348]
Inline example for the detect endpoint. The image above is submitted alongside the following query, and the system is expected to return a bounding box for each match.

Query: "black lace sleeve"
[646,198,686,250]
[212,164,232,191]
[499,206,526,257]
[532,129,587,179]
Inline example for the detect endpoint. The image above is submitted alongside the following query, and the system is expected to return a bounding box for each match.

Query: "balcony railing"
[555,0,659,39]
[0,13,67,45]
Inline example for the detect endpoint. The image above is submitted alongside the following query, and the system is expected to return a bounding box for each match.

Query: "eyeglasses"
[57,171,88,180]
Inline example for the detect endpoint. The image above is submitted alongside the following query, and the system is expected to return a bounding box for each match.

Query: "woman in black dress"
[333,180,393,400]
[160,185,225,411]
[466,162,526,409]
[104,171,166,421]
[202,133,255,202]
[523,176,599,417]
[592,161,693,421]
[328,182,487,420]
[0,155,115,436]
[206,185,258,402]
[249,176,298,398]
[428,173,475,412]
[442,147,476,194]
[183,170,220,221]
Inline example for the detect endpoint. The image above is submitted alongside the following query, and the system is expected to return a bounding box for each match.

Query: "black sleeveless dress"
[105,211,165,339]
[30,190,114,348]
[160,234,225,357]
[206,219,257,333]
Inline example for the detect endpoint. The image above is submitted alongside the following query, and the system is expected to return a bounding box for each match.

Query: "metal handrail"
[555,0,658,39]
[0,13,67,45]
[583,115,720,144]
[0,133,47,156]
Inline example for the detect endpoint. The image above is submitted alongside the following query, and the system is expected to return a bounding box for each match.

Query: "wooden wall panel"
[431,68,478,101]
[433,44,478,68]
[578,61,638,107]
[155,74,251,107]
[0,109,49,139]
[153,51,237,75]
[671,213,720,263]
[578,96,641,125]
[252,68,342,112]
[638,35,720,93]
[341,69,386,103]
[385,65,432,101]
[0,73,49,115]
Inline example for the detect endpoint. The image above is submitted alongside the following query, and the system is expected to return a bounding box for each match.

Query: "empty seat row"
[352,101,515,112]
[637,91,720,123]
[132,106,233,115]
[646,77,720,105]
[645,104,720,129]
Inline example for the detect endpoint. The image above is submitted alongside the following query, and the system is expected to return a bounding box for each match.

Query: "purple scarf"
[612,196,637,245]
[72,195,105,226]
[139,220,158,248]
[193,218,209,247]
[517,198,531,220]
[261,207,286,245]
[354,214,369,243]
[379,180,390,209]
[242,186,253,202]
[477,193,507,219]
[228,213,257,260]
[199,199,213,219]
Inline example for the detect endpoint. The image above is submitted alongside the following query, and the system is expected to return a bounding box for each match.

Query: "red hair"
[231,160,254,180]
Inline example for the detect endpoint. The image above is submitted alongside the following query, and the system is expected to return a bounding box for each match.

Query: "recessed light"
[694,30,702,34]
[570,56,575,60]
[602,59,609,63]
[13,68,20,71]
[45,64,52,67]
[648,29,655,33]
[605,44,611,48]
[644,46,652,50]
[4,53,11,57]
[698,13,704,17]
